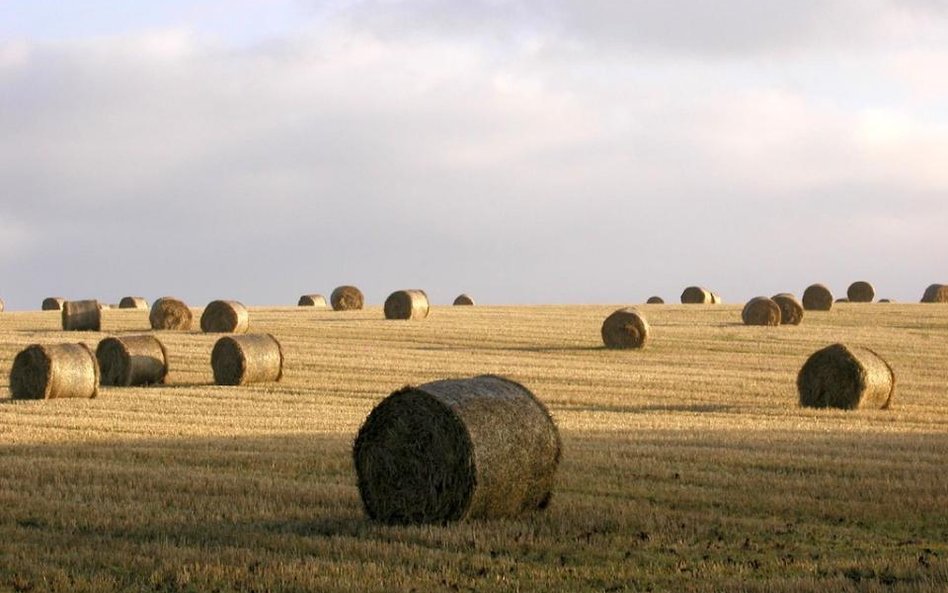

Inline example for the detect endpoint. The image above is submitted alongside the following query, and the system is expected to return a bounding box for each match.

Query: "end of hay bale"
[453,294,475,306]
[96,335,168,387]
[330,285,364,311]
[921,284,948,303]
[211,333,283,386]
[384,290,430,320]
[771,293,804,325]
[200,300,250,333]
[802,284,833,311]
[298,294,328,308]
[797,343,894,410]
[62,300,102,331]
[149,297,193,331]
[847,281,875,303]
[646,296,664,304]
[742,297,781,326]
[681,286,713,304]
[10,343,99,399]
[42,297,65,311]
[601,307,650,349]
[118,296,149,309]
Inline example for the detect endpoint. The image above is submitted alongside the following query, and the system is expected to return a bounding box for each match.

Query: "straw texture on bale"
[771,293,804,326]
[118,296,148,309]
[453,294,475,306]
[681,286,713,304]
[847,281,875,303]
[802,284,833,311]
[330,285,364,311]
[742,297,781,326]
[601,307,650,349]
[384,290,430,320]
[10,343,99,399]
[211,333,283,386]
[646,296,664,304]
[96,335,168,387]
[298,294,328,308]
[200,300,250,333]
[797,343,894,410]
[149,297,192,330]
[62,300,101,331]
[921,284,948,303]
[42,297,65,311]
[353,375,561,525]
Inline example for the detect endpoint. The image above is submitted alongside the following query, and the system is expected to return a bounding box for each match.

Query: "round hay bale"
[118,296,148,309]
[710,292,723,304]
[453,294,475,306]
[42,297,65,311]
[771,293,804,326]
[149,297,192,331]
[801,284,833,311]
[330,285,364,311]
[741,297,781,326]
[298,294,328,308]
[836,298,849,303]
[797,343,894,409]
[200,300,249,333]
[681,286,713,304]
[0,299,4,312]
[601,307,650,349]
[96,335,168,387]
[878,298,894,303]
[847,281,875,303]
[384,290,430,320]
[211,333,283,386]
[62,300,101,331]
[353,374,561,525]
[646,296,664,304]
[10,343,99,399]
[921,284,948,303]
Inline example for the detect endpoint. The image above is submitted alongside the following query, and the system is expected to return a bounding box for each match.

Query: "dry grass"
[1,304,948,592]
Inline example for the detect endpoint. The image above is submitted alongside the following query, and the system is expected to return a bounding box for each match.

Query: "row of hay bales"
[641,282,948,308]
[299,287,475,311]
[52,298,250,333]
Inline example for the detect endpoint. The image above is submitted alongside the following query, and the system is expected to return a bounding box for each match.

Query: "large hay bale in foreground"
[298,294,328,308]
[797,343,894,409]
[330,285,364,311]
[646,296,664,304]
[211,333,283,386]
[771,293,804,325]
[741,297,781,326]
[453,294,475,306]
[847,281,875,303]
[10,343,99,399]
[96,335,168,387]
[118,296,148,310]
[42,297,65,311]
[149,297,192,331]
[681,286,713,304]
[384,290,430,320]
[921,284,948,303]
[601,307,650,349]
[200,300,249,333]
[353,375,561,525]
[62,300,101,331]
[802,284,833,311]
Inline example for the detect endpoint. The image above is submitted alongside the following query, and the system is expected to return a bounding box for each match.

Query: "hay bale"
[710,292,723,304]
[797,343,894,409]
[646,296,664,304]
[0,299,4,312]
[298,294,328,308]
[96,335,168,387]
[211,333,283,386]
[802,284,833,311]
[878,298,894,303]
[62,300,101,331]
[200,300,249,333]
[330,285,364,311]
[453,294,475,306]
[681,286,713,304]
[353,374,561,524]
[771,293,804,325]
[847,281,875,303]
[601,307,650,349]
[741,297,781,326]
[118,296,148,309]
[921,284,948,303]
[149,297,192,331]
[42,297,65,311]
[384,290,430,320]
[10,343,99,399]
[836,298,849,303]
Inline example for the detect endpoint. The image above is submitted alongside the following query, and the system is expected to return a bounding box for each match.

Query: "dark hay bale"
[797,343,894,409]
[921,284,948,303]
[646,296,664,304]
[771,293,804,325]
[200,300,250,333]
[330,285,364,311]
[10,343,99,399]
[742,297,781,326]
[211,333,283,386]
[601,307,650,349]
[298,294,328,308]
[681,286,713,304]
[96,335,168,387]
[353,374,561,525]
[453,294,475,306]
[836,298,849,303]
[62,300,101,331]
[384,290,430,320]
[149,297,192,331]
[802,284,833,311]
[42,297,65,311]
[118,296,148,309]
[847,281,875,303]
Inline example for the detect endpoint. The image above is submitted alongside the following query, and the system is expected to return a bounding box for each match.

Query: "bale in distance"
[742,297,781,326]
[921,284,948,303]
[331,285,364,311]
[211,333,283,386]
[847,281,875,303]
[802,284,833,311]
[771,293,804,325]
[646,296,664,304]
[710,292,723,304]
[118,296,148,309]
[96,335,168,387]
[836,298,849,303]
[453,294,475,306]
[9,343,99,399]
[0,299,4,312]
[149,297,192,331]
[601,307,650,349]
[797,343,894,410]
[200,300,249,333]
[42,297,65,311]
[681,286,713,304]
[353,374,561,525]
[384,290,430,320]
[62,300,101,331]
[879,299,894,303]
[298,294,328,308]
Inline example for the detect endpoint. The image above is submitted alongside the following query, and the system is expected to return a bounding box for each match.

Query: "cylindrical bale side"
[772,293,804,326]
[42,297,65,311]
[62,300,102,331]
[330,285,364,311]
[646,296,664,304]
[681,286,712,304]
[384,290,430,320]
[353,375,561,525]
[921,284,948,303]
[298,294,328,308]
[797,343,894,410]
[149,297,192,331]
[742,297,781,326]
[847,281,875,303]
[601,307,650,349]
[96,335,168,387]
[10,343,99,399]
[200,300,250,333]
[211,333,283,386]
[802,284,833,311]
[453,294,475,306]
[118,296,149,309]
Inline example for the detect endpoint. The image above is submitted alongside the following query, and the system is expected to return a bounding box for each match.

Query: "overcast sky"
[1,1,946,309]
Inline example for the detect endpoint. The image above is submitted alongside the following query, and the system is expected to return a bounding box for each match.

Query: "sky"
[1,0,947,309]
